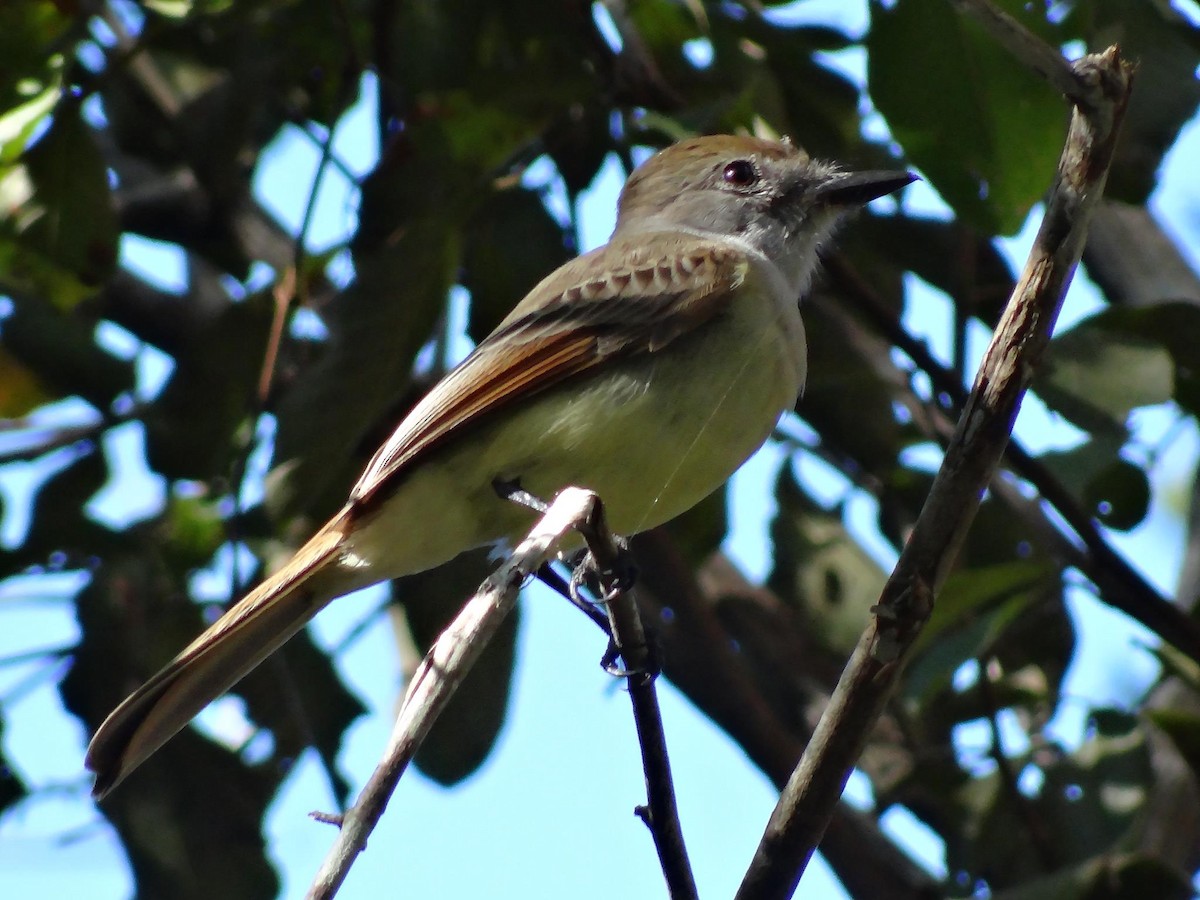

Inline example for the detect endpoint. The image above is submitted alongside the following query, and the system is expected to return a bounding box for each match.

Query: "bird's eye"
[722,159,758,187]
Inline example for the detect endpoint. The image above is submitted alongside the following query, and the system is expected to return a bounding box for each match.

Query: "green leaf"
[1083,459,1151,532]
[0,288,135,410]
[904,560,1052,703]
[544,103,615,197]
[1066,0,1200,203]
[142,0,195,17]
[462,184,571,342]
[18,447,114,569]
[159,494,228,571]
[918,561,1051,655]
[1036,320,1174,434]
[1037,710,1152,861]
[768,468,887,656]
[144,293,271,479]
[0,347,53,416]
[0,80,58,165]
[0,2,70,116]
[992,854,1193,900]
[867,0,1066,233]
[18,103,119,287]
[1069,303,1200,421]
[944,710,1154,889]
[1039,436,1152,532]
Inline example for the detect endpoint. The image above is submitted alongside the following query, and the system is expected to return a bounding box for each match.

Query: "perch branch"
[575,511,698,900]
[736,46,1135,900]
[306,488,598,898]
[946,0,1081,102]
[306,487,695,899]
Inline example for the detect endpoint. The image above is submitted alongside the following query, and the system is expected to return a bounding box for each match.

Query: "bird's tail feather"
[86,515,351,798]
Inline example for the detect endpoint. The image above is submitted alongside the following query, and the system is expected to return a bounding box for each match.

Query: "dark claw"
[600,637,660,681]
[601,639,625,675]
[606,536,638,593]
[537,563,610,633]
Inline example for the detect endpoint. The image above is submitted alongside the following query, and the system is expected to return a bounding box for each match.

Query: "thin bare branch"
[946,0,1082,101]
[576,510,697,900]
[305,488,695,898]
[305,488,600,898]
[736,47,1136,900]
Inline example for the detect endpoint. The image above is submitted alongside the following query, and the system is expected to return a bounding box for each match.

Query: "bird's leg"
[492,478,612,630]
[491,477,647,675]
[570,538,648,677]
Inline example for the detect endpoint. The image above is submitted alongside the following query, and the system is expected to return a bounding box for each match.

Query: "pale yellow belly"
[342,298,805,579]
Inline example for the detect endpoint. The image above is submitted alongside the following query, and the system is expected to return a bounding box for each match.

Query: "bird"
[86,133,913,797]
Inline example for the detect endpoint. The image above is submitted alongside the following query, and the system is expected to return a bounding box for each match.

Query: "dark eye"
[722,159,758,187]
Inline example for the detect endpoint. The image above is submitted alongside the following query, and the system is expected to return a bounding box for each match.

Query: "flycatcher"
[87,134,912,796]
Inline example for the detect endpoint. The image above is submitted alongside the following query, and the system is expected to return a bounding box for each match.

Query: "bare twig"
[736,47,1135,900]
[305,488,695,898]
[576,511,697,900]
[946,0,1081,101]
[305,488,599,898]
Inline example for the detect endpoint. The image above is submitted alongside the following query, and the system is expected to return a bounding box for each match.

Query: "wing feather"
[350,233,750,508]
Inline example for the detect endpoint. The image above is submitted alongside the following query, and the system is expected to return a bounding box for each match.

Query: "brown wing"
[349,233,751,508]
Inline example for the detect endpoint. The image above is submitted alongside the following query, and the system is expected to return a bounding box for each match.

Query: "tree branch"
[946,0,1081,101]
[305,488,696,899]
[735,46,1135,900]
[576,508,697,900]
[305,490,598,897]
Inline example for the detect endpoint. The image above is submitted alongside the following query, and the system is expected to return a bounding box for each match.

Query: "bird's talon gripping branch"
[565,546,654,679]
[601,638,661,681]
[569,544,639,605]
[605,536,639,594]
[601,639,627,676]
[568,556,594,607]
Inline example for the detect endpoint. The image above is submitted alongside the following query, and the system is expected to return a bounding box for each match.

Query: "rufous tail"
[86,515,351,798]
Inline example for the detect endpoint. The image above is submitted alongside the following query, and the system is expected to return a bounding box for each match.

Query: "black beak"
[815,170,916,206]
